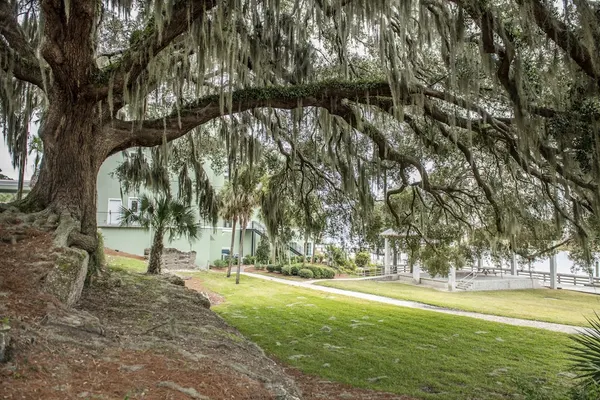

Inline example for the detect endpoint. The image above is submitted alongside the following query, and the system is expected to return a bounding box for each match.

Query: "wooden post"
[510,252,517,275]
[384,237,390,275]
[448,266,456,291]
[549,253,557,289]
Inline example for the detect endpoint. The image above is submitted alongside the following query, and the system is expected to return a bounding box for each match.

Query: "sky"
[1,140,35,181]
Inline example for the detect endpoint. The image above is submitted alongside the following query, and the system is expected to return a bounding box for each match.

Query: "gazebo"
[379,228,560,291]
[379,228,423,285]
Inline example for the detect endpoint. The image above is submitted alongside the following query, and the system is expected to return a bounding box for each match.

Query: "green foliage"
[571,313,600,387]
[298,268,314,279]
[290,265,300,276]
[354,251,370,268]
[569,383,600,400]
[419,243,469,278]
[0,193,15,203]
[274,264,283,273]
[213,259,228,268]
[314,253,325,263]
[243,255,256,265]
[266,264,277,272]
[281,265,292,276]
[294,263,335,279]
[326,245,348,269]
[121,194,199,243]
[255,238,270,264]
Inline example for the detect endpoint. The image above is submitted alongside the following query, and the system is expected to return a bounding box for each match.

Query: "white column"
[477,256,483,271]
[510,252,517,276]
[549,252,557,289]
[384,237,390,275]
[596,261,599,278]
[412,263,420,284]
[448,266,456,291]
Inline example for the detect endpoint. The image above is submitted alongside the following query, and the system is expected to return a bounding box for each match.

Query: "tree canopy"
[0,0,599,259]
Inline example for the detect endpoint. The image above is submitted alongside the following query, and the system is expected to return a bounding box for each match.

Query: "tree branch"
[92,0,218,100]
[517,0,600,85]
[0,0,45,88]
[106,80,393,154]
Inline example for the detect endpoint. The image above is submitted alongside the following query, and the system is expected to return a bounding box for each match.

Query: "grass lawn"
[315,279,600,327]
[107,255,577,399]
[106,254,147,273]
[189,271,575,400]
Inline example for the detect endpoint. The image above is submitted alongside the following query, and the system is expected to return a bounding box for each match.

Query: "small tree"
[121,194,198,274]
[355,251,370,268]
[255,237,270,264]
[219,182,239,278]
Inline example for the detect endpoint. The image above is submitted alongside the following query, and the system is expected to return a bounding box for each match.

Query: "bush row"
[265,263,335,279]
[291,263,335,279]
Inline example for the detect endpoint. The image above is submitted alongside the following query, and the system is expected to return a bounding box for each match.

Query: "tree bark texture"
[148,226,164,274]
[226,218,237,278]
[236,217,247,284]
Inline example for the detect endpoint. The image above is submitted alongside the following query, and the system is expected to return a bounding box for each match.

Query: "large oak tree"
[1,0,599,263]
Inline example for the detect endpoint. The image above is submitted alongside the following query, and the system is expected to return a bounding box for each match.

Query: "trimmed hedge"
[266,264,277,272]
[290,265,300,276]
[292,263,335,279]
[274,264,283,273]
[282,265,292,276]
[298,268,314,279]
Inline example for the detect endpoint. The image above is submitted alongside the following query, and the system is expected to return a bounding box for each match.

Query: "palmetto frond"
[120,193,199,244]
[571,312,600,385]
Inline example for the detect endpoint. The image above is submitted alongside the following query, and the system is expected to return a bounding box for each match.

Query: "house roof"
[0,179,31,193]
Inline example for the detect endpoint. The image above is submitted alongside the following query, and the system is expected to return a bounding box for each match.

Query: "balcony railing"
[97,212,141,227]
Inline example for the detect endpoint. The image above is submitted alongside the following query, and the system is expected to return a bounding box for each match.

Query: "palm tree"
[219,182,239,278]
[121,194,199,274]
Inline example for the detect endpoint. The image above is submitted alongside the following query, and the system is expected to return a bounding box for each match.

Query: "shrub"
[243,255,256,265]
[571,313,600,389]
[355,251,370,268]
[314,253,325,263]
[298,268,314,279]
[282,265,292,276]
[569,383,600,400]
[274,264,283,273]
[255,238,271,264]
[300,264,335,279]
[266,264,276,272]
[212,259,227,268]
[290,264,300,276]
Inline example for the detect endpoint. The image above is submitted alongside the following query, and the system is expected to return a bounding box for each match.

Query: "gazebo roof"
[380,228,423,238]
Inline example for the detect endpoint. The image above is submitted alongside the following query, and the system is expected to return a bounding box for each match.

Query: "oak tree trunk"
[226,218,237,278]
[19,98,107,252]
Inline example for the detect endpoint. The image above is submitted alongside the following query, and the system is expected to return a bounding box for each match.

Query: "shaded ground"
[1,240,416,399]
[104,247,145,261]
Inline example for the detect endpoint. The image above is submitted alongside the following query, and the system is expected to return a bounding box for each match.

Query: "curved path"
[241,272,581,334]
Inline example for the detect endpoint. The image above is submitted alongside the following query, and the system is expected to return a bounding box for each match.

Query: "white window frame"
[107,198,123,226]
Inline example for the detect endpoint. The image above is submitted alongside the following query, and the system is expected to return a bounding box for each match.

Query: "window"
[221,248,230,260]
[306,242,312,256]
[128,197,140,214]
[107,199,122,225]
[224,220,233,228]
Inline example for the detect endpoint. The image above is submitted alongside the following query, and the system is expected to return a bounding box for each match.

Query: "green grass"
[107,255,577,399]
[106,254,147,273]
[189,271,575,400]
[315,279,600,327]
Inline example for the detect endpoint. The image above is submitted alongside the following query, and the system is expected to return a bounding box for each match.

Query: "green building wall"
[96,153,269,268]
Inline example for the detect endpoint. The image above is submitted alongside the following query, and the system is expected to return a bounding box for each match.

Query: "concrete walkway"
[241,272,582,334]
